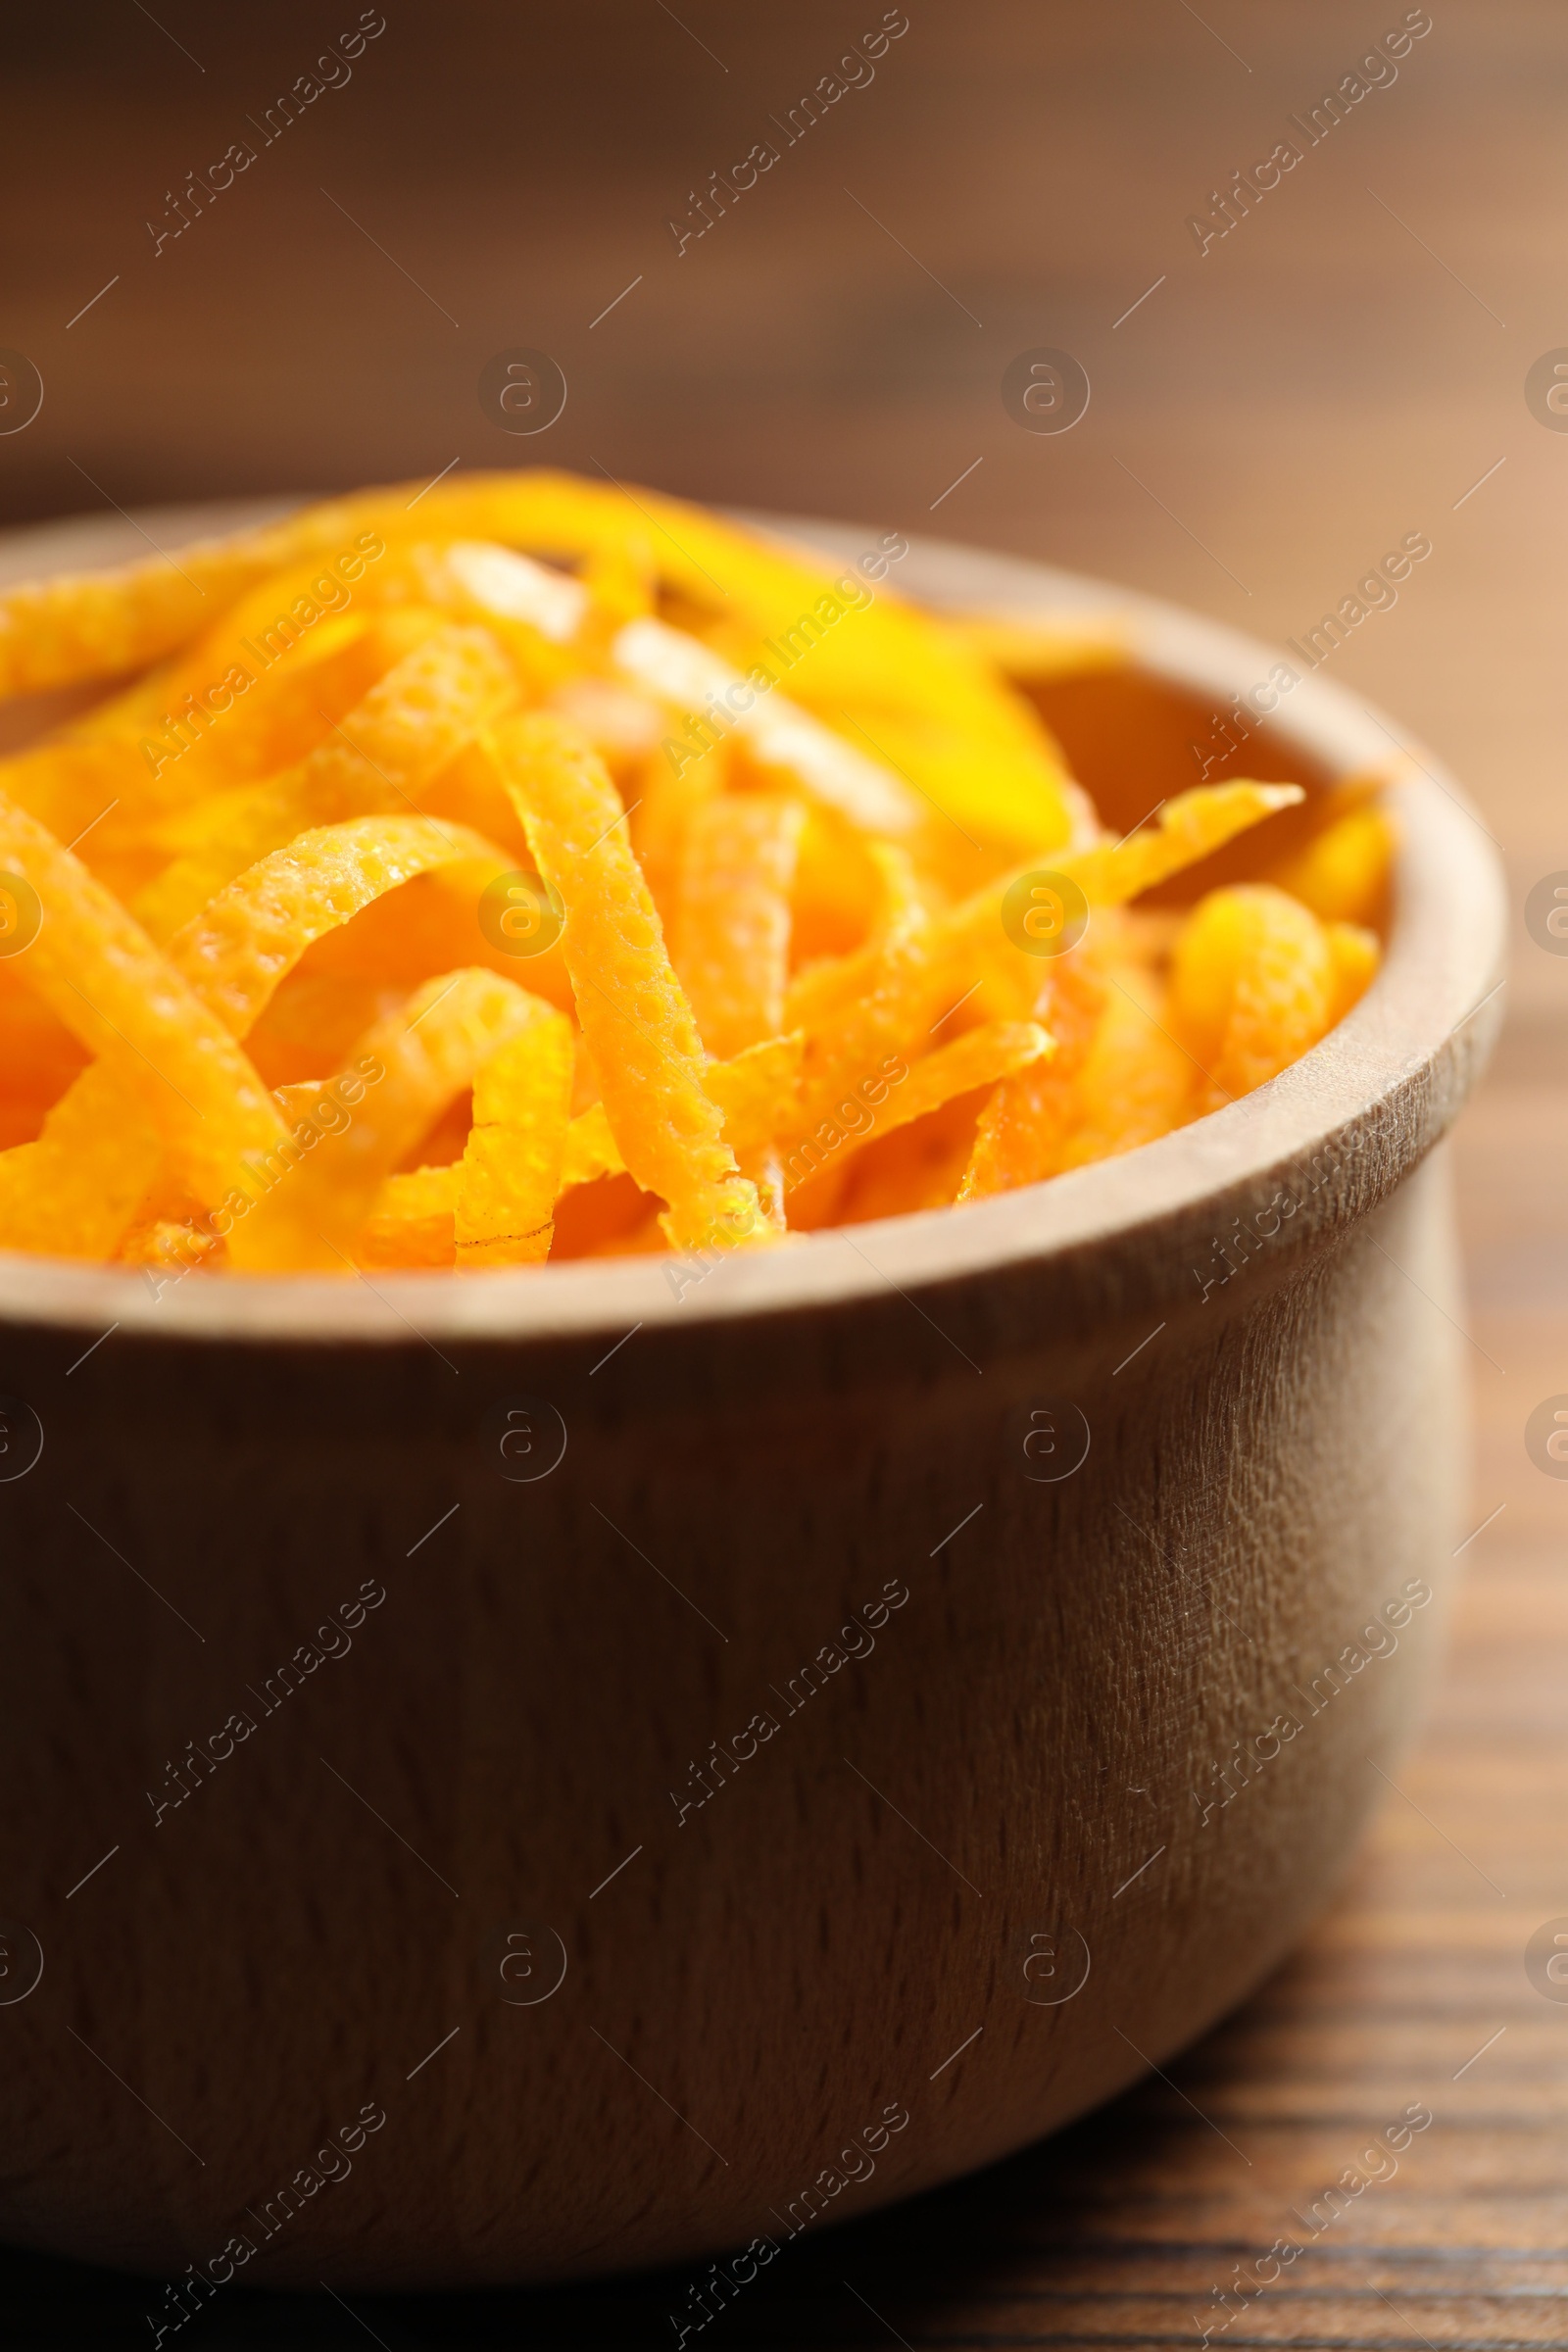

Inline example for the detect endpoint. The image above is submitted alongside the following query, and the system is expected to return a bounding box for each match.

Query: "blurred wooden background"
[3,2,1567,2343]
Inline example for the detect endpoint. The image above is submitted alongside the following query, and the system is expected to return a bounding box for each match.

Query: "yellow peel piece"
[960,960,1109,1200]
[561,1101,624,1191]
[0,501,388,697]
[676,793,804,1057]
[947,612,1130,683]
[0,813,510,1260]
[703,1029,806,1234]
[795,781,1308,1080]
[429,541,589,644]
[1266,804,1394,926]
[360,1164,459,1270]
[167,815,509,1040]
[704,1032,805,1164]
[1169,884,1344,1115]
[1325,919,1380,1024]
[0,1066,165,1259]
[136,623,516,938]
[1054,967,1195,1172]
[454,999,574,1267]
[788,1021,1051,1196]
[613,617,921,837]
[0,795,286,1248]
[492,711,766,1254]
[228,967,546,1271]
[1058,783,1304,906]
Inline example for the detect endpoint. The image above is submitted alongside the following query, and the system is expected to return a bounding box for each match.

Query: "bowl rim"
[0,502,1508,1347]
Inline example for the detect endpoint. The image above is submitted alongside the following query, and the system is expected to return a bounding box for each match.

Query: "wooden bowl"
[0,511,1505,2293]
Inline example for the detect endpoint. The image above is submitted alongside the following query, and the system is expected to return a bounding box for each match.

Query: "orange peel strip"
[787,1020,1051,1197]
[0,795,285,1250]
[1265,804,1395,927]
[416,540,590,647]
[0,813,510,1259]
[703,1029,806,1236]
[228,967,546,1271]
[560,1101,624,1191]
[1054,967,1195,1173]
[491,710,766,1254]
[360,1165,460,1270]
[612,616,921,838]
[1326,919,1379,1024]
[0,504,389,698]
[167,814,511,1039]
[676,793,804,1057]
[783,840,929,1038]
[454,998,574,1267]
[704,1032,806,1166]
[1054,782,1304,906]
[960,959,1110,1200]
[789,782,1305,1076]
[152,615,512,865]
[136,622,515,938]
[128,1219,224,1273]
[0,1067,165,1259]
[947,612,1131,683]
[1170,883,1344,1116]
[129,613,404,810]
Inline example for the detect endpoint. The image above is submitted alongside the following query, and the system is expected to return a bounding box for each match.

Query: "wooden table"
[4,3,1565,2342]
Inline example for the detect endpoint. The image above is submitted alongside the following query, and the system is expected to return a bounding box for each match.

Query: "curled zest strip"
[0,811,511,1259]
[492,710,767,1255]
[228,967,550,1272]
[455,1000,575,1268]
[0,793,286,1251]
